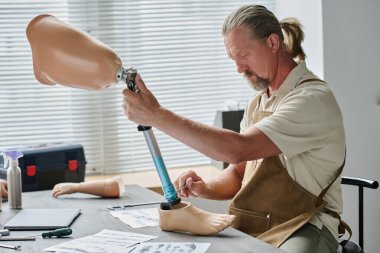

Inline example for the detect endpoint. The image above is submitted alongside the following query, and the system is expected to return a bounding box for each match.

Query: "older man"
[122,5,347,253]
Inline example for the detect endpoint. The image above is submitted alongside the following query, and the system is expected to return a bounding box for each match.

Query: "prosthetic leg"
[26,14,180,206]
[116,67,180,206]
[26,14,234,234]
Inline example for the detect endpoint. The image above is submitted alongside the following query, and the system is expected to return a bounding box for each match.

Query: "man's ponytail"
[280,18,306,62]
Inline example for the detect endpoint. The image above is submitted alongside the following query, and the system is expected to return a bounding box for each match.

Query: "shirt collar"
[260,61,309,98]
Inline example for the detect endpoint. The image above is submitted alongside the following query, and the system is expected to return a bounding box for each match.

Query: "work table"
[0,185,285,253]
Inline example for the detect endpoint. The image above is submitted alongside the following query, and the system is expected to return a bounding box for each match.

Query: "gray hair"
[222,5,306,61]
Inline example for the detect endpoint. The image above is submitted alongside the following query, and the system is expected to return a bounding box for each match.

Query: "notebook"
[4,208,81,230]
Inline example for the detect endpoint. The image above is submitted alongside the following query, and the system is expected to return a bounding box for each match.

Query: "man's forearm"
[202,163,245,200]
[154,107,244,163]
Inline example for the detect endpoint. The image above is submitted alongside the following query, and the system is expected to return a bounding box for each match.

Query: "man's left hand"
[122,74,162,126]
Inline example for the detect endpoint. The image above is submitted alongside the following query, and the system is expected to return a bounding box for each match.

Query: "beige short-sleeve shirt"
[240,62,345,239]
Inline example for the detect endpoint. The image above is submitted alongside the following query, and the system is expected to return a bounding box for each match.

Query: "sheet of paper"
[110,207,159,228]
[44,229,157,253]
[131,242,211,253]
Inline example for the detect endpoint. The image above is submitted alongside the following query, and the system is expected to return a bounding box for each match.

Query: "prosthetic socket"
[26,14,122,90]
[26,14,180,206]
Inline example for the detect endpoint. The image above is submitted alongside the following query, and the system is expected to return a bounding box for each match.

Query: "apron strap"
[253,93,262,111]
[256,78,327,110]
[316,152,345,205]
[323,208,353,246]
[296,78,327,88]
[315,150,352,245]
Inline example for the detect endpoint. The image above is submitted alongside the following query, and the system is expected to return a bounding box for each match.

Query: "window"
[0,0,276,174]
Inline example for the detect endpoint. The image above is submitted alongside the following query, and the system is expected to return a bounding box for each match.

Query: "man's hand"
[174,170,210,198]
[122,74,162,126]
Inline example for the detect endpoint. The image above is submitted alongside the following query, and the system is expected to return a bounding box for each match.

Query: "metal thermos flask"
[7,159,22,209]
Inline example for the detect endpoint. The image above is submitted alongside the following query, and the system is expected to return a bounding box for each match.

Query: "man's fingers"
[122,87,135,97]
[177,171,191,190]
[174,170,203,198]
[187,180,202,197]
[135,74,148,92]
[173,178,179,190]
[179,178,193,197]
[122,74,147,96]
[179,178,202,198]
[186,177,193,188]
[180,190,188,198]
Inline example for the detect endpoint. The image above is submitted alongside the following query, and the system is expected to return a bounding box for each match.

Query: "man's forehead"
[225,28,250,47]
[225,38,248,58]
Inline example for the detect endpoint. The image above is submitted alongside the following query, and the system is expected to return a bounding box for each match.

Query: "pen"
[0,237,35,241]
[0,243,21,250]
[107,201,162,210]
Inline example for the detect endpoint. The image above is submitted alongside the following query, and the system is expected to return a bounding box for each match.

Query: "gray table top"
[0,185,284,253]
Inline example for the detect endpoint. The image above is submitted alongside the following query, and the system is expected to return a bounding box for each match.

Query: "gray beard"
[244,71,269,91]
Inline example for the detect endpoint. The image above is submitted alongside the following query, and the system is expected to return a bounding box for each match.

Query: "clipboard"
[4,208,81,230]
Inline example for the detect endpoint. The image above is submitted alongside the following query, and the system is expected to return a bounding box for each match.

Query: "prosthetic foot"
[52,176,125,198]
[159,202,236,235]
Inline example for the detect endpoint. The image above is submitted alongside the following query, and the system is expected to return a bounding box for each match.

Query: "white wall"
[275,0,324,77]
[322,1,380,252]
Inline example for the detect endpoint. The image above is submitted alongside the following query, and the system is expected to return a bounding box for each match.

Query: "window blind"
[0,0,276,174]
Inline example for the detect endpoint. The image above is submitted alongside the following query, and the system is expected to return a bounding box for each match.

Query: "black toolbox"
[0,143,86,192]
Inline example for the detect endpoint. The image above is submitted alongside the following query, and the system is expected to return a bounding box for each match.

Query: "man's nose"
[236,63,247,74]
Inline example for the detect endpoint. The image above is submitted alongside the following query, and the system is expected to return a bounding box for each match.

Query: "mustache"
[244,70,254,78]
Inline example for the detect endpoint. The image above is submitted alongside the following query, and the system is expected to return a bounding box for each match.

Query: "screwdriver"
[41,228,72,238]
[36,228,73,238]
[25,228,73,239]
[0,228,72,241]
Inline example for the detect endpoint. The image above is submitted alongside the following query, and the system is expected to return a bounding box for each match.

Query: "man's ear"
[266,33,280,52]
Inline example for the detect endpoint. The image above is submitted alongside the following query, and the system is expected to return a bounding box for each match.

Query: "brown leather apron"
[228,79,350,247]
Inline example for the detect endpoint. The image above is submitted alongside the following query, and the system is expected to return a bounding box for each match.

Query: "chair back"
[339,176,379,253]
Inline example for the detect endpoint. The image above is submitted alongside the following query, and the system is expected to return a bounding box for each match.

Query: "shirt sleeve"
[240,95,260,133]
[240,107,250,133]
[254,90,329,159]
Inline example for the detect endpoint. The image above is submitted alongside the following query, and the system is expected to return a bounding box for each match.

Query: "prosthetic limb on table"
[26,14,234,235]
[52,176,125,198]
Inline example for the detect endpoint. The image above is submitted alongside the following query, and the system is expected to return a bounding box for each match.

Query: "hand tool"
[0,228,72,241]
[176,182,189,192]
[0,237,35,241]
[0,243,21,250]
[26,228,73,239]
[107,201,163,210]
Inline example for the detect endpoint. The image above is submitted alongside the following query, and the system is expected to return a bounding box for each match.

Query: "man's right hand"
[174,170,209,198]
